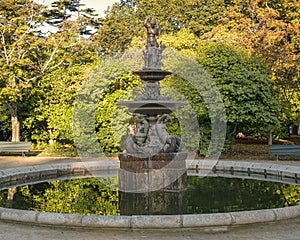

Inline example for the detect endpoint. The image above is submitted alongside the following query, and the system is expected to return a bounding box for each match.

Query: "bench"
[0,141,31,157]
[270,144,300,160]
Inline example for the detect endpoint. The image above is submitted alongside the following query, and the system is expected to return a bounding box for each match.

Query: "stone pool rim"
[0,160,299,229]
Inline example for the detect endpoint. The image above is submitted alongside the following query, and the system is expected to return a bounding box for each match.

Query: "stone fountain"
[118,17,188,215]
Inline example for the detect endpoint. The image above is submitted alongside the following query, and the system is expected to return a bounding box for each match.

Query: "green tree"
[44,0,100,36]
[92,2,139,56]
[22,26,99,145]
[197,42,279,141]
[0,0,100,143]
[215,0,300,136]
[95,72,140,153]
[0,0,50,141]
[24,63,95,145]
[157,32,278,151]
[0,0,104,143]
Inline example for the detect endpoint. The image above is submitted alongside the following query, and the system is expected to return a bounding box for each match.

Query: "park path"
[0,156,299,240]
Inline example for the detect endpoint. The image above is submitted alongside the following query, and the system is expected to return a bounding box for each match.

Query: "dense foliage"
[0,178,119,215]
[197,42,279,136]
[0,0,298,153]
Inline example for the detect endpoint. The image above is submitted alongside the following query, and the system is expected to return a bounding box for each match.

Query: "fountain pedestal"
[119,186,187,215]
[118,152,187,191]
[118,152,187,215]
[117,17,188,215]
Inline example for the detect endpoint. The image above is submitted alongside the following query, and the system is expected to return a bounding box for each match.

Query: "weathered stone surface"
[119,152,187,170]
[39,169,58,179]
[82,216,130,228]
[37,212,83,226]
[131,215,181,228]
[230,209,276,225]
[182,213,232,228]
[273,206,300,220]
[0,208,37,223]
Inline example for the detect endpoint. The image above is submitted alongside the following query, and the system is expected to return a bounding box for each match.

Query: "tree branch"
[41,39,63,73]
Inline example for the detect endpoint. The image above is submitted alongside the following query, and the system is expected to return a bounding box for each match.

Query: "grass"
[34,145,118,159]
[37,148,78,157]
[220,137,300,161]
[35,144,79,157]
[220,143,275,160]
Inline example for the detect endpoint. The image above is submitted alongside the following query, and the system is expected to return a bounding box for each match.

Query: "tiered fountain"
[118,17,188,215]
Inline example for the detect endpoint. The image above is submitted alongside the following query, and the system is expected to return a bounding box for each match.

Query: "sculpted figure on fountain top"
[143,16,166,70]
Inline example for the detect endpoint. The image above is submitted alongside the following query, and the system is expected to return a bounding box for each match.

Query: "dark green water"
[0,176,299,216]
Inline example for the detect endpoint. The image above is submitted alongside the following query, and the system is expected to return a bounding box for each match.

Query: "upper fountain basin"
[134,69,172,81]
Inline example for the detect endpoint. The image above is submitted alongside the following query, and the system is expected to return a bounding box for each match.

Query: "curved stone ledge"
[0,160,299,229]
[0,161,119,190]
[189,160,300,185]
[0,206,299,229]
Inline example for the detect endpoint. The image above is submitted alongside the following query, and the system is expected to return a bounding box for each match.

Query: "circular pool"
[0,160,299,230]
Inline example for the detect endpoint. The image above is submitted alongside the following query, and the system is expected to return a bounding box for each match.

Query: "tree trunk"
[268,127,274,146]
[230,122,238,137]
[6,187,17,208]
[7,187,17,201]
[7,102,20,142]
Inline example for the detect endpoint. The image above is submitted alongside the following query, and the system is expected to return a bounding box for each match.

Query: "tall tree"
[44,0,100,36]
[0,0,91,142]
[0,0,47,141]
[196,42,279,140]
[215,0,300,131]
[24,46,98,145]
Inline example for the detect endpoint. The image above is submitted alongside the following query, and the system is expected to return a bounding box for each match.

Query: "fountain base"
[118,152,187,215]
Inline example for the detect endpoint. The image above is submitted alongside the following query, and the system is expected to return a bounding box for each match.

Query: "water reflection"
[0,176,299,215]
